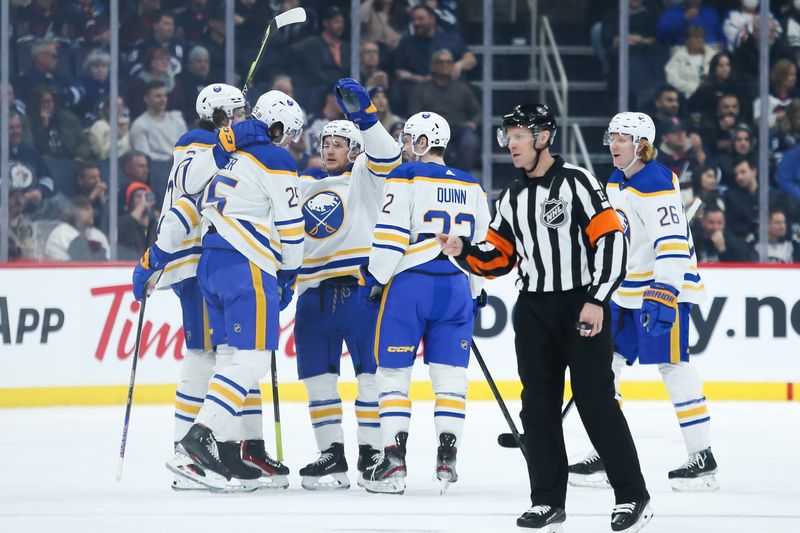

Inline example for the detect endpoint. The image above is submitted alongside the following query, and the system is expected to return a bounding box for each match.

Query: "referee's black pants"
[513,288,648,509]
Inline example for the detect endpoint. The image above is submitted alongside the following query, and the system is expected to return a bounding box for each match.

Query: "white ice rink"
[1,400,798,533]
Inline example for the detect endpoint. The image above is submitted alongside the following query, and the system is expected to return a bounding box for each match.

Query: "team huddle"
[131,76,488,495]
[129,75,718,531]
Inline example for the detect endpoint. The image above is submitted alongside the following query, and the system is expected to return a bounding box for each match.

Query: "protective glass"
[496,127,534,147]
[287,126,303,144]
[603,131,633,146]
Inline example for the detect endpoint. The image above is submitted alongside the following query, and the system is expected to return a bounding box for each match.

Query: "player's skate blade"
[166,451,228,491]
[568,451,609,488]
[436,432,458,495]
[516,505,566,531]
[171,474,207,491]
[299,442,350,491]
[611,499,653,532]
[668,448,719,492]
[241,440,290,490]
[363,476,406,495]
[301,472,350,491]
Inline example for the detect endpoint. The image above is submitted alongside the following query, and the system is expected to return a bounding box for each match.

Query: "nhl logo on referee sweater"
[540,198,568,228]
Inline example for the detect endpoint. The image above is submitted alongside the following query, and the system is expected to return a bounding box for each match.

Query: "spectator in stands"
[693,163,726,212]
[657,117,706,206]
[118,182,158,260]
[272,75,294,97]
[1,181,37,260]
[665,26,717,100]
[29,86,92,161]
[389,120,406,145]
[176,46,211,126]
[61,0,109,46]
[117,150,151,214]
[717,123,756,186]
[44,195,109,261]
[9,111,54,206]
[73,161,109,231]
[235,0,275,51]
[370,86,402,132]
[657,0,724,49]
[723,158,778,242]
[723,0,780,52]
[693,204,754,262]
[733,16,794,96]
[361,41,389,88]
[360,0,406,50]
[87,95,131,161]
[753,207,800,262]
[780,0,800,62]
[688,51,747,117]
[129,11,185,79]
[603,0,664,109]
[290,6,351,108]
[304,92,345,156]
[651,85,683,124]
[12,0,68,42]
[129,81,187,162]
[771,98,800,163]
[4,82,33,146]
[777,143,800,210]
[127,47,181,119]
[14,41,83,110]
[753,59,798,128]
[700,93,743,156]
[176,0,210,43]
[425,0,460,34]
[119,0,162,50]
[287,132,311,172]
[77,49,111,126]
[200,4,228,82]
[408,48,481,172]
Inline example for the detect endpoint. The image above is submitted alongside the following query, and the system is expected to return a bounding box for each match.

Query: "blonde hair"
[638,139,658,162]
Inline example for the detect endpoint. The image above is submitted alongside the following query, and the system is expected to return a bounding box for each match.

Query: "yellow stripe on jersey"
[179,238,201,247]
[302,248,371,265]
[163,257,199,274]
[237,151,299,177]
[374,232,410,245]
[657,243,690,252]
[405,239,439,255]
[278,225,305,237]
[174,142,215,150]
[220,217,280,268]
[175,200,200,226]
[366,159,401,174]
[297,268,361,284]
[249,261,267,351]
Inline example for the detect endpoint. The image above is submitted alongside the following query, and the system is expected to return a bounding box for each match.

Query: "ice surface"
[1,401,798,532]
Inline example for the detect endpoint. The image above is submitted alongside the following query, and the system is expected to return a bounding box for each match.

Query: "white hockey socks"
[611,352,627,404]
[376,366,413,448]
[238,387,264,441]
[174,348,215,442]
[195,349,269,440]
[304,373,344,451]
[430,363,467,446]
[355,372,381,449]
[659,362,711,454]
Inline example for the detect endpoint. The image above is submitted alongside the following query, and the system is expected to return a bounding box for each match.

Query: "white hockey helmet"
[251,90,305,145]
[319,120,364,162]
[604,112,656,147]
[403,111,451,156]
[195,83,246,121]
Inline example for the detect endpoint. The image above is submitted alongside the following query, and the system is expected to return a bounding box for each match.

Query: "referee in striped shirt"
[438,104,651,532]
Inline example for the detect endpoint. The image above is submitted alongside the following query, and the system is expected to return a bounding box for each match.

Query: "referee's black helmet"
[497,103,557,147]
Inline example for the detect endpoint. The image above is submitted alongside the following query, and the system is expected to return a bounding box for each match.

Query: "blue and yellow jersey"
[201,141,304,277]
[295,121,401,294]
[368,161,491,297]
[606,160,706,308]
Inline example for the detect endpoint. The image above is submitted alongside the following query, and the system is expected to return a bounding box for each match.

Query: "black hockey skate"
[436,433,458,494]
[568,450,610,488]
[361,432,408,495]
[611,496,654,532]
[170,442,207,492]
[668,447,719,492]
[217,441,262,493]
[241,439,290,489]
[299,442,350,491]
[166,424,231,491]
[356,444,382,488]
[516,505,566,531]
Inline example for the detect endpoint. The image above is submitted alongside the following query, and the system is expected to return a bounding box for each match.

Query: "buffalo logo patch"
[303,191,345,239]
[540,198,568,228]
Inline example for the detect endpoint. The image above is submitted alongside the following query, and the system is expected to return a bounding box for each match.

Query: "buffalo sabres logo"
[540,198,568,228]
[303,191,345,239]
[616,208,631,241]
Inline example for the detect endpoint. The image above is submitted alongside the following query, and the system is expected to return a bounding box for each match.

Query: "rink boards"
[0,262,798,407]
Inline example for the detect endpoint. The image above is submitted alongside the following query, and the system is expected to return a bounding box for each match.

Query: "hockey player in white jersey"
[131,83,277,491]
[569,112,718,492]
[166,90,305,491]
[359,112,491,495]
[292,78,401,490]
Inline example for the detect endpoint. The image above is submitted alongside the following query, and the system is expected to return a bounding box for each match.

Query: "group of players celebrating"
[130,72,719,531]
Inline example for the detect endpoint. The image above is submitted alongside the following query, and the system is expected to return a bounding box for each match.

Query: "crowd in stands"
[2,0,799,264]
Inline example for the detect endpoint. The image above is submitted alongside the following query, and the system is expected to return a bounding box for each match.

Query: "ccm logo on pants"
[387,346,416,353]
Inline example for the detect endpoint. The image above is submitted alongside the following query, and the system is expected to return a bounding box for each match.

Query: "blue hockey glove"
[473,289,488,319]
[640,282,679,337]
[357,264,384,304]
[132,244,169,301]
[334,78,378,129]
[211,119,269,167]
[277,270,297,311]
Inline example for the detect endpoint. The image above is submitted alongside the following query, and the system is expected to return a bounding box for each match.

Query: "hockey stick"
[497,198,705,449]
[116,292,148,481]
[270,349,284,462]
[471,340,527,460]
[241,7,307,99]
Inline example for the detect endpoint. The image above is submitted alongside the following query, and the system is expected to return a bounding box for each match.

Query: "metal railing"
[538,16,568,152]
[569,123,595,176]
